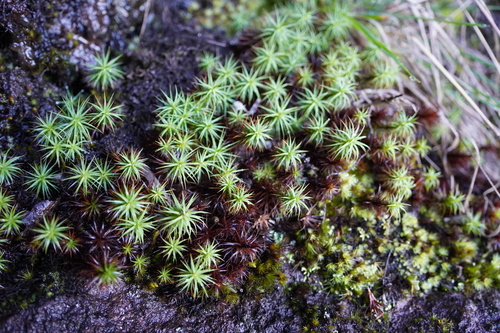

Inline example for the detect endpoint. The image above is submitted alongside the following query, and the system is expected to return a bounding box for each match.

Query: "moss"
[245,245,285,294]
[0,1,498,316]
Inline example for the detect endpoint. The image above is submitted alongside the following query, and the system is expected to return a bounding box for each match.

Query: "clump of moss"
[1,1,498,304]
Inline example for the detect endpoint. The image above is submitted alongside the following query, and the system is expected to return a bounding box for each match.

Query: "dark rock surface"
[0,283,303,332]
[390,291,500,333]
[1,282,499,332]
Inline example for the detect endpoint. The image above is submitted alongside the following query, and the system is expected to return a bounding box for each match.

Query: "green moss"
[1,1,497,308]
[246,245,285,294]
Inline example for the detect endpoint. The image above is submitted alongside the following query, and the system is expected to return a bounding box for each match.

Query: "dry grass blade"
[460,0,500,76]
[412,37,500,138]
[474,0,500,38]
[375,1,500,200]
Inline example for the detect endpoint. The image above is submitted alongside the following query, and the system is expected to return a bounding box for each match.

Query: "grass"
[369,1,500,202]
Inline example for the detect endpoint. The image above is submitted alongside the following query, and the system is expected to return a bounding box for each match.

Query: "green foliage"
[94,158,116,191]
[199,52,219,72]
[66,159,100,194]
[172,133,197,153]
[377,135,400,161]
[87,50,125,90]
[190,151,214,183]
[372,62,400,88]
[195,113,223,145]
[262,76,289,101]
[280,184,311,217]
[91,95,123,132]
[215,56,240,85]
[160,236,187,262]
[391,111,418,138]
[295,66,316,87]
[217,173,240,196]
[0,251,8,271]
[34,113,60,146]
[423,167,441,191]
[42,137,67,166]
[115,149,148,182]
[252,42,284,74]
[62,139,85,164]
[273,140,306,171]
[241,119,272,151]
[195,73,232,110]
[203,136,235,170]
[463,212,484,236]
[260,12,292,46]
[442,187,465,215]
[118,211,155,244]
[235,66,265,102]
[253,163,276,183]
[415,138,431,156]
[353,108,370,126]
[262,96,297,138]
[329,122,368,160]
[147,183,171,205]
[0,206,24,236]
[90,256,123,285]
[157,267,173,284]
[63,231,81,256]
[176,257,214,297]
[297,86,332,119]
[158,151,195,187]
[227,185,253,213]
[132,254,149,277]
[59,97,95,142]
[385,195,410,219]
[33,216,69,252]
[5,1,494,302]
[195,241,222,268]
[327,78,357,110]
[107,185,150,220]
[384,167,415,200]
[0,153,22,186]
[25,162,58,198]
[0,190,13,213]
[158,194,205,238]
[321,7,351,40]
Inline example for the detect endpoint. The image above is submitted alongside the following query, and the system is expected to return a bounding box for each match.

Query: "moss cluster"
[1,0,499,304]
